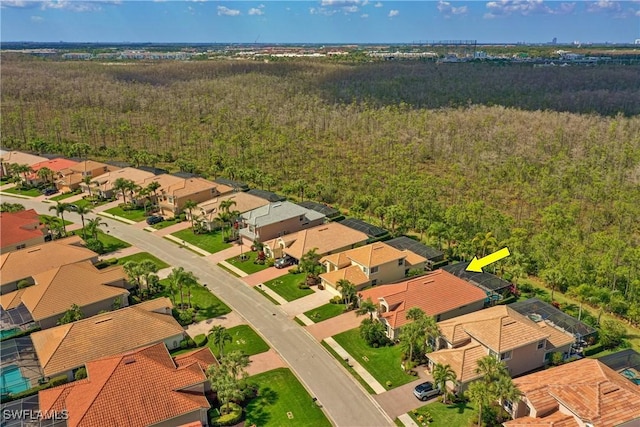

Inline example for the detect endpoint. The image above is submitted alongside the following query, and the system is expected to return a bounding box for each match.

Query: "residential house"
[30,298,185,380]
[238,201,326,244]
[426,305,575,392]
[0,209,47,254]
[337,218,389,241]
[0,236,98,295]
[25,158,79,186]
[0,151,47,178]
[246,189,287,203]
[297,201,341,220]
[319,242,428,291]
[85,167,155,199]
[262,222,368,260]
[358,270,488,339]
[385,236,445,269]
[39,343,216,427]
[158,177,233,218]
[55,160,115,193]
[442,262,514,304]
[0,260,129,329]
[504,358,640,427]
[195,192,270,231]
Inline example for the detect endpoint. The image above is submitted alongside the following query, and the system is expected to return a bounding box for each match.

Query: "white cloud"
[30,14,44,21]
[587,0,621,12]
[361,13,369,17]
[217,5,240,16]
[248,7,264,15]
[374,2,383,7]
[388,9,399,17]
[484,0,576,18]
[1,0,36,8]
[437,0,468,16]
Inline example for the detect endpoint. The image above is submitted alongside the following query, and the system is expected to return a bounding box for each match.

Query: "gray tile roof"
[241,201,325,227]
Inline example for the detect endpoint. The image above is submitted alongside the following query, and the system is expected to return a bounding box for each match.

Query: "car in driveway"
[413,381,440,401]
[42,188,59,196]
[146,215,164,225]
[274,255,295,269]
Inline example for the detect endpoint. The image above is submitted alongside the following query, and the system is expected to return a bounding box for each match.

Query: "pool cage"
[1,304,37,340]
[1,395,67,427]
[1,337,44,398]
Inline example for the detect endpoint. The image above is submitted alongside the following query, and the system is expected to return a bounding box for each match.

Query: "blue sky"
[1,1,639,44]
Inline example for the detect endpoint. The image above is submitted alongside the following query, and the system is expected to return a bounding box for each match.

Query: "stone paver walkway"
[184,312,246,337]
[306,311,362,341]
[241,266,290,287]
[0,182,17,191]
[374,370,434,420]
[324,337,386,394]
[280,288,334,317]
[246,349,287,376]
[398,414,419,427]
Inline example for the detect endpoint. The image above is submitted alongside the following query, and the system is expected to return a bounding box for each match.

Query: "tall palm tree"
[48,202,70,235]
[208,325,232,358]
[336,279,356,307]
[432,363,457,404]
[37,167,54,185]
[466,380,492,427]
[74,204,93,239]
[85,217,108,240]
[113,177,130,204]
[356,298,377,320]
[82,176,93,197]
[492,375,521,422]
[146,180,162,209]
[183,199,198,229]
[476,355,509,383]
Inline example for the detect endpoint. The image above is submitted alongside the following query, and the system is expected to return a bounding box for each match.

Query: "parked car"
[274,255,295,269]
[67,204,78,212]
[413,381,440,401]
[42,188,59,196]
[146,215,164,225]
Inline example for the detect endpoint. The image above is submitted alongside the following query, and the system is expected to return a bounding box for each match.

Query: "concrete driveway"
[280,288,335,317]
[306,310,363,341]
[241,266,290,286]
[374,369,436,420]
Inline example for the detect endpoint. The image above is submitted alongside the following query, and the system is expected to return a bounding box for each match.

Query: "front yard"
[408,401,476,427]
[213,325,270,358]
[333,328,415,390]
[158,279,231,322]
[245,368,331,427]
[104,205,148,222]
[304,303,347,323]
[117,252,170,269]
[2,187,41,197]
[225,251,270,275]
[50,191,81,201]
[73,229,131,254]
[262,273,314,302]
[171,228,231,254]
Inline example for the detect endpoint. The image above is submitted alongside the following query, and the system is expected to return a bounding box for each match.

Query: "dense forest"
[2,55,640,326]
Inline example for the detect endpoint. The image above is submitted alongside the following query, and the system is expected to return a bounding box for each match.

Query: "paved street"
[6,196,393,427]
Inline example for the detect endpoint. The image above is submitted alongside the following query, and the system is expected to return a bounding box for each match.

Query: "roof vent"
[26,248,42,253]
[95,318,113,324]
[273,203,282,207]
[123,357,136,365]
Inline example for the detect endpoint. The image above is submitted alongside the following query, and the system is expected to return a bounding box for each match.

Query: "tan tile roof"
[0,209,45,248]
[264,222,368,260]
[320,252,352,269]
[508,358,640,427]
[320,264,370,288]
[168,177,230,199]
[426,342,486,383]
[402,250,428,267]
[69,160,110,174]
[437,305,549,352]
[343,242,407,268]
[39,343,212,427]
[90,167,155,191]
[31,298,183,377]
[0,236,97,288]
[198,192,270,217]
[141,173,185,193]
[0,151,47,166]
[537,322,574,350]
[359,270,487,329]
[0,261,128,321]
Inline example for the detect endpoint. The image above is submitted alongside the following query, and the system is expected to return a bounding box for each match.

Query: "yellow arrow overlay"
[466,247,511,272]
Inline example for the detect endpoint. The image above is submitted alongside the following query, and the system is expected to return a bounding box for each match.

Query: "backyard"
[104,205,147,222]
[172,228,231,254]
[158,279,231,322]
[304,303,347,323]
[225,251,270,275]
[333,328,415,390]
[245,368,331,427]
[408,401,476,427]
[262,273,314,302]
[117,252,170,269]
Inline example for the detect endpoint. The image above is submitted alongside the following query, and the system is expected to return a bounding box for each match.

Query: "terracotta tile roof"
[320,264,370,288]
[174,346,218,371]
[426,342,486,383]
[0,236,97,288]
[90,167,155,191]
[167,177,221,198]
[508,358,640,427]
[264,222,368,260]
[27,158,79,179]
[31,298,183,377]
[359,270,487,329]
[504,411,579,427]
[0,209,46,248]
[0,151,47,166]
[39,343,212,427]
[437,305,550,352]
[343,242,407,268]
[0,260,128,321]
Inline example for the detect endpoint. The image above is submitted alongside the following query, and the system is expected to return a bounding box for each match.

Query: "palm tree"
[472,231,498,258]
[74,204,93,239]
[37,167,54,185]
[183,199,198,229]
[146,180,162,209]
[181,270,198,309]
[427,221,448,251]
[85,217,108,240]
[356,298,377,320]
[11,164,33,184]
[82,176,93,197]
[219,199,237,214]
[466,380,492,427]
[113,177,130,204]
[216,210,231,241]
[208,325,232,358]
[492,375,521,422]
[48,202,70,235]
[432,363,457,404]
[300,248,323,285]
[476,355,509,383]
[336,279,356,307]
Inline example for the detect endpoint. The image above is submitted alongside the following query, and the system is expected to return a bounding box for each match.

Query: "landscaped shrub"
[266,258,275,267]
[178,309,195,325]
[297,282,310,289]
[288,266,301,274]
[211,403,244,427]
[194,334,207,347]
[85,238,104,254]
[180,337,196,349]
[583,344,605,356]
[74,367,87,380]
[330,296,342,304]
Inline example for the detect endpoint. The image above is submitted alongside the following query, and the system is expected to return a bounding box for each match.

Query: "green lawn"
[254,286,281,305]
[246,368,331,427]
[158,279,231,322]
[304,303,347,323]
[117,252,170,269]
[262,273,314,302]
[50,191,80,201]
[225,251,270,275]
[409,401,476,427]
[104,205,147,222]
[321,341,376,394]
[39,214,72,226]
[172,228,231,254]
[2,187,41,197]
[152,217,183,230]
[73,229,131,254]
[73,198,108,209]
[333,328,415,390]
[212,325,270,358]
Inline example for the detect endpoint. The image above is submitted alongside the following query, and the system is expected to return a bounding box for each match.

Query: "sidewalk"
[280,287,334,317]
[254,283,288,305]
[397,414,419,427]
[205,244,242,264]
[218,260,248,277]
[323,337,386,394]
[163,234,211,257]
[153,221,190,237]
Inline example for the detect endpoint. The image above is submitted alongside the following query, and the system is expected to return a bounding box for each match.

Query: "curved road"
[6,196,392,427]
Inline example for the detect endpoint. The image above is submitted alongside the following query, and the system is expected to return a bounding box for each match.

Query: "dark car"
[413,381,440,401]
[42,188,59,196]
[274,255,295,269]
[146,215,164,225]
[67,204,78,212]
